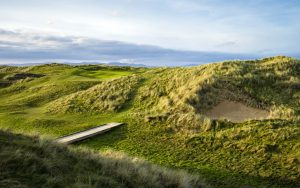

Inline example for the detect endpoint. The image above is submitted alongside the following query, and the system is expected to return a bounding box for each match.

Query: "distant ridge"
[2,61,150,67]
[107,62,149,67]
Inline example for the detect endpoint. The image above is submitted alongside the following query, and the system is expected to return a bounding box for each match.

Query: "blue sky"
[0,0,299,65]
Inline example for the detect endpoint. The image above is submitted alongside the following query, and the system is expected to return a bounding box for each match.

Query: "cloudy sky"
[0,0,299,66]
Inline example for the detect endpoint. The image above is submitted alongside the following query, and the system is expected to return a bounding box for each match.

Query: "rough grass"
[0,130,206,188]
[47,75,143,114]
[74,69,134,80]
[1,57,300,187]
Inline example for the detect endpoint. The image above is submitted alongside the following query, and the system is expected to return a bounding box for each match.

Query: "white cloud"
[0,28,258,66]
[0,0,299,55]
[110,10,120,16]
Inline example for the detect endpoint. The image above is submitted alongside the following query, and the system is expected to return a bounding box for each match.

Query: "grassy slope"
[0,57,300,187]
[0,130,205,188]
[0,64,142,135]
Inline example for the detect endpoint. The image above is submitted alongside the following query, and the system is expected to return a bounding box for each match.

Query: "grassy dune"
[0,130,205,188]
[1,56,300,187]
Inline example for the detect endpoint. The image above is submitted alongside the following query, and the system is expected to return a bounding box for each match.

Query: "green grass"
[77,118,300,188]
[1,57,300,187]
[0,64,140,136]
[74,69,134,80]
[0,130,206,188]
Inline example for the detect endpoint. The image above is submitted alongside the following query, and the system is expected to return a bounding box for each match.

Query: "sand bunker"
[205,100,269,123]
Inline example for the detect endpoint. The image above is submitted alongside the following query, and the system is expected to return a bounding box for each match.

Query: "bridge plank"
[56,122,123,144]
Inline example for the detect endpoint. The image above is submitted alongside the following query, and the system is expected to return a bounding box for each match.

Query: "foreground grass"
[0,130,206,188]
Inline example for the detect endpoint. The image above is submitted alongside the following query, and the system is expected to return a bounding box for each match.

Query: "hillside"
[0,56,300,187]
[0,130,205,188]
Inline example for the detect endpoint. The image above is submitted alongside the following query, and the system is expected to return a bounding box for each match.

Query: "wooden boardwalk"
[56,122,123,144]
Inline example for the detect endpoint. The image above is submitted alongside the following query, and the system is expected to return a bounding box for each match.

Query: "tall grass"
[47,75,142,114]
[0,130,206,188]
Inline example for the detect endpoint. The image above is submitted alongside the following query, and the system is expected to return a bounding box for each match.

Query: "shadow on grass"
[187,165,299,188]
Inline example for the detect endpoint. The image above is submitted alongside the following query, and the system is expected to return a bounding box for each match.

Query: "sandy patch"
[205,100,269,123]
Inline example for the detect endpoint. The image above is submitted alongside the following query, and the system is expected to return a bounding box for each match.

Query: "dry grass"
[47,75,142,114]
[0,130,207,188]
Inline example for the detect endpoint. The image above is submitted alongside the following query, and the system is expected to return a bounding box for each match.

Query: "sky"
[0,0,299,66]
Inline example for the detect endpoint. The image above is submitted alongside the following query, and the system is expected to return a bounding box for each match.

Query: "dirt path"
[205,100,269,123]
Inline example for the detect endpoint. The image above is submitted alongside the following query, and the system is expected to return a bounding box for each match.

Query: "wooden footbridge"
[56,122,123,144]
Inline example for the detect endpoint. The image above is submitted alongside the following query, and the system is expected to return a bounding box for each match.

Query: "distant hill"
[107,62,149,67]
[2,61,151,67]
